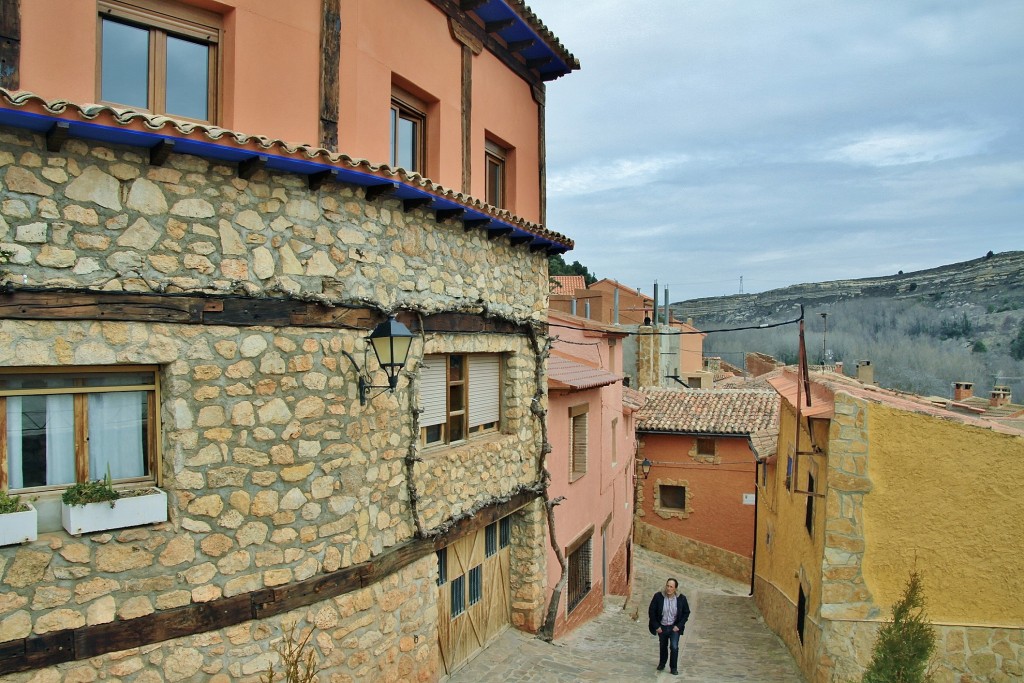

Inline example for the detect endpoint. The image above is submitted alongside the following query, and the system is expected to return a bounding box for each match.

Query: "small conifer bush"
[861,571,935,683]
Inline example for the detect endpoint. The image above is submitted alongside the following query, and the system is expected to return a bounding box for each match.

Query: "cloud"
[548,154,690,196]
[824,126,1002,167]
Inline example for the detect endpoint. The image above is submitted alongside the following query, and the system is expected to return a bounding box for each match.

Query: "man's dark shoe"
[670,670,678,675]
[657,664,665,671]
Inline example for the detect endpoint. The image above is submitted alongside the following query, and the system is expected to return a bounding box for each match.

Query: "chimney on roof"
[856,360,873,385]
[953,382,974,401]
[990,385,1011,407]
[834,361,843,375]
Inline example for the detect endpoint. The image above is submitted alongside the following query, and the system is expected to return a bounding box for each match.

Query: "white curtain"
[6,397,23,489]
[89,391,144,480]
[46,395,76,486]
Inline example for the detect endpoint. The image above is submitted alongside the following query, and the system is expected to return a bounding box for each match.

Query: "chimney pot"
[856,360,874,385]
[953,382,974,401]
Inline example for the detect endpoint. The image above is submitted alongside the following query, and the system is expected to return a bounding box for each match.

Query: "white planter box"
[62,488,167,536]
[0,503,37,546]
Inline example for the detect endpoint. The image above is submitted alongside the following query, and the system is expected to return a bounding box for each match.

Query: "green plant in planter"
[61,472,121,508]
[0,490,28,514]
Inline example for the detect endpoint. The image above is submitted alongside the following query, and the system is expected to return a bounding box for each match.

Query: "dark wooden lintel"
[506,39,535,53]
[148,139,175,166]
[509,235,533,246]
[435,208,465,223]
[529,242,548,252]
[364,182,399,202]
[307,169,338,191]
[401,311,523,335]
[459,0,487,10]
[238,155,267,180]
[463,218,491,232]
[44,121,69,153]
[0,491,539,675]
[403,197,433,213]
[546,246,569,256]
[485,18,515,33]
[526,56,553,70]
[487,227,513,241]
[0,0,20,90]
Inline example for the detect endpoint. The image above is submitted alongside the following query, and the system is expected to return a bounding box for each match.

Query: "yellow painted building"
[756,370,1024,683]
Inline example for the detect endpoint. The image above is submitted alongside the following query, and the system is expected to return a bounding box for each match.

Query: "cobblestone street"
[447,546,804,682]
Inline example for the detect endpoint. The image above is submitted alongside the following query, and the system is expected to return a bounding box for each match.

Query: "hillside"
[675,251,1024,325]
[675,251,1024,401]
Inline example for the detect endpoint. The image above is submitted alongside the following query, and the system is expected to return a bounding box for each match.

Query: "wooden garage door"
[437,516,512,676]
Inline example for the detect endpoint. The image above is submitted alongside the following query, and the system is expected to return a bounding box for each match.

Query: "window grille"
[567,537,592,613]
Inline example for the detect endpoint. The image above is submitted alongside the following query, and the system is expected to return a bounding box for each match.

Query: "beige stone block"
[0,610,30,641]
[163,646,204,682]
[224,573,262,597]
[118,596,155,620]
[4,550,51,588]
[171,198,215,218]
[66,165,120,209]
[74,576,120,603]
[34,608,85,634]
[31,585,72,610]
[192,584,222,603]
[221,258,249,279]
[217,550,251,575]
[86,596,116,625]
[58,543,91,564]
[6,166,53,195]
[95,544,153,574]
[263,568,292,586]
[0,592,27,616]
[200,534,233,558]
[160,535,196,567]
[218,220,246,255]
[237,521,269,548]
[189,494,225,518]
[197,405,227,428]
[255,549,283,567]
[117,216,161,250]
[281,462,315,482]
[251,490,280,517]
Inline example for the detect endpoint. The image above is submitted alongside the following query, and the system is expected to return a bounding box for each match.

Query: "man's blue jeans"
[657,627,680,670]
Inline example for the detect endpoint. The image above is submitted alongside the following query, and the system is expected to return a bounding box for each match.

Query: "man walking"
[648,578,690,675]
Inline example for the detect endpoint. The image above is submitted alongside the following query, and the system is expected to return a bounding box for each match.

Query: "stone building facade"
[0,86,568,679]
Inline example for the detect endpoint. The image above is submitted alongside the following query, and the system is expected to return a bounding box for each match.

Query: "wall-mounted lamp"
[640,457,652,479]
[344,316,414,405]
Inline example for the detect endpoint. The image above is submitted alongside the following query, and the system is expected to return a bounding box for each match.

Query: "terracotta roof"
[622,386,646,412]
[591,278,653,302]
[768,371,836,418]
[749,428,779,461]
[637,388,779,435]
[548,355,621,391]
[550,275,586,295]
[0,89,572,250]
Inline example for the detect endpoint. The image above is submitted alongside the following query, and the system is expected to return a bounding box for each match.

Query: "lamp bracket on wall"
[341,316,414,405]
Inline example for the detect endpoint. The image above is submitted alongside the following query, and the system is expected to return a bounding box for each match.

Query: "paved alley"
[447,546,804,682]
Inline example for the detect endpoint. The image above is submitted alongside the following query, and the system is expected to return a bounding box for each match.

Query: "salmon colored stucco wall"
[546,313,635,637]
[638,433,757,558]
[862,402,1024,625]
[338,0,461,185]
[20,0,321,146]
[471,48,541,222]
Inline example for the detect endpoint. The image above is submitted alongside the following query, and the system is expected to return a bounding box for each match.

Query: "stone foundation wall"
[508,498,548,633]
[634,520,750,583]
[606,535,631,597]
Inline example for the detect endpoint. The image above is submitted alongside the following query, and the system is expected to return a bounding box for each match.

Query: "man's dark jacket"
[648,591,691,636]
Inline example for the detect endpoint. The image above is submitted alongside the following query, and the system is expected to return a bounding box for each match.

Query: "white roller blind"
[468,354,500,427]
[420,355,447,427]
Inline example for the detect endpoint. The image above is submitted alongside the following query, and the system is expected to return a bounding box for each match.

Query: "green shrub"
[61,475,120,508]
[0,490,28,514]
[862,571,935,683]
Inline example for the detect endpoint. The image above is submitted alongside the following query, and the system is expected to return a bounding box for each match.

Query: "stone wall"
[634,520,750,584]
[0,126,551,676]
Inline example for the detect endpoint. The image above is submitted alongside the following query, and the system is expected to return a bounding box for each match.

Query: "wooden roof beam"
[364,182,399,202]
[238,155,267,180]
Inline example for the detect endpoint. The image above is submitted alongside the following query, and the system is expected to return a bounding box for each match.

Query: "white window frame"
[420,354,501,447]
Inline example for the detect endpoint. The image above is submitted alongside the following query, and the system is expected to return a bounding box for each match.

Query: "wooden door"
[437,517,513,676]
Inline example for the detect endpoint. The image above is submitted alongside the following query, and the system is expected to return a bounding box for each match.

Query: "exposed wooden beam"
[238,155,267,180]
[546,246,569,256]
[509,236,532,246]
[403,197,433,213]
[485,18,515,33]
[44,121,69,153]
[487,227,513,241]
[307,169,338,191]
[0,0,20,90]
[459,0,487,11]
[364,182,399,202]
[148,139,175,166]
[435,208,465,223]
[319,0,341,150]
[529,242,549,252]
[505,39,535,53]
[526,56,553,70]
[463,218,491,231]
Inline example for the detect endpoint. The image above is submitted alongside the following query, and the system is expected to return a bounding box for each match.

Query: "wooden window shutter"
[420,355,447,427]
[468,354,500,427]
[570,405,588,475]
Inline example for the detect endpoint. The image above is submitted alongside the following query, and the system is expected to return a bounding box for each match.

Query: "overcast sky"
[527,0,1024,300]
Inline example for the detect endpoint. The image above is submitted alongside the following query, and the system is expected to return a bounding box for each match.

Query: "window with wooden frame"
[436,549,447,586]
[805,472,815,535]
[566,531,593,613]
[468,565,482,606]
[796,584,807,644]
[391,86,426,172]
[0,367,159,493]
[485,522,497,557]
[696,437,716,457]
[419,354,501,447]
[98,0,220,123]
[659,484,687,511]
[484,138,507,208]
[569,404,588,480]
[499,515,511,548]
[450,575,465,618]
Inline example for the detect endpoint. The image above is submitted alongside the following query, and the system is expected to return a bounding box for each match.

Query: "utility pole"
[820,312,828,365]
[739,276,743,294]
